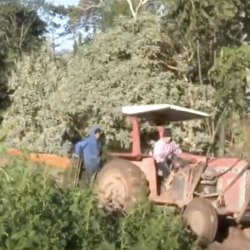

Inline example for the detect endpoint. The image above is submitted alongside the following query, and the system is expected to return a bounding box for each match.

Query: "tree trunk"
[218,122,225,156]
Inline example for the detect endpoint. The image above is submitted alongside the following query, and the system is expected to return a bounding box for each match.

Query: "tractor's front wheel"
[95,159,149,213]
[183,198,218,243]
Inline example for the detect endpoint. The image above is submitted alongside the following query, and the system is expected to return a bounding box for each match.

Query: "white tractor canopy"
[122,104,209,123]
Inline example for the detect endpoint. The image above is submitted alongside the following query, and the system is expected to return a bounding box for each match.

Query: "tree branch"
[160,60,183,71]
[126,0,136,19]
[77,0,103,11]
[183,45,193,62]
[135,0,149,16]
[213,108,227,140]
[197,40,203,85]
[19,21,32,49]
[206,106,227,146]
[75,5,102,12]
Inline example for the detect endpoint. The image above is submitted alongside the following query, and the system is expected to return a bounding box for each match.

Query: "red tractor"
[94,104,250,243]
[3,104,250,244]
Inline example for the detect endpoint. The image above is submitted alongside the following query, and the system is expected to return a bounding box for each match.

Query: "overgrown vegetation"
[2,15,215,154]
[0,1,46,112]
[0,157,197,250]
[1,0,250,248]
[1,0,250,157]
[2,49,70,154]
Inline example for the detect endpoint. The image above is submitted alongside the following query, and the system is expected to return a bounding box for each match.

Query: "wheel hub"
[188,211,206,236]
[98,175,127,212]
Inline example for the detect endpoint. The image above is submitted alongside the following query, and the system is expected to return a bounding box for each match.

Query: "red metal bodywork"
[3,116,250,220]
[5,148,71,170]
[129,155,250,215]
[109,117,250,219]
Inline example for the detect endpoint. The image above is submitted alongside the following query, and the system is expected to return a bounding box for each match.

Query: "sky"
[44,0,80,53]
[47,0,79,7]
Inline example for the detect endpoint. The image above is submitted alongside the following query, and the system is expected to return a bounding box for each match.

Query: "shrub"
[0,157,197,250]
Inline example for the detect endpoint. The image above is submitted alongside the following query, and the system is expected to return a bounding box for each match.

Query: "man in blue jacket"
[73,126,102,187]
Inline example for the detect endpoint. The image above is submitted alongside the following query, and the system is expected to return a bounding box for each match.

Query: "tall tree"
[3,0,250,157]
[2,15,214,155]
[0,1,46,113]
[66,0,153,48]
[56,0,250,156]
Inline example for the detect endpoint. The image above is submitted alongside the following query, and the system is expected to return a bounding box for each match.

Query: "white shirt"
[153,138,182,163]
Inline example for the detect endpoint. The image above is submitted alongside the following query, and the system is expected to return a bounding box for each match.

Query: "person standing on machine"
[153,128,182,177]
[73,126,102,187]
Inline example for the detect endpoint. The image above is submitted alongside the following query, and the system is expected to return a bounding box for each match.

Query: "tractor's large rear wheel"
[95,159,149,213]
[183,198,218,244]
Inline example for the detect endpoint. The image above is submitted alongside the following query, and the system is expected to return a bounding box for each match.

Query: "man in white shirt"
[153,128,182,176]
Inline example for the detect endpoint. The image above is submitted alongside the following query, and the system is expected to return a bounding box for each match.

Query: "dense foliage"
[2,15,215,154]
[83,0,250,156]
[0,1,46,114]
[1,1,250,248]
[0,158,196,250]
[2,0,250,157]
[1,49,71,154]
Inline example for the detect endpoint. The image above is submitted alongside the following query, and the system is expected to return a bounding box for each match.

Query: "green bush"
[0,159,197,250]
[2,15,215,156]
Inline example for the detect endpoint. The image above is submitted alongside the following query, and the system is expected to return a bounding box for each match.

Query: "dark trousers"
[157,161,171,178]
[80,167,98,188]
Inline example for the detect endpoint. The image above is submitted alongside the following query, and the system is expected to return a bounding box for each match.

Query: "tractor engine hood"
[180,152,249,173]
[207,157,249,173]
[184,153,250,215]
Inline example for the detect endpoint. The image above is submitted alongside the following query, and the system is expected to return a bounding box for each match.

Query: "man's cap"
[94,127,101,133]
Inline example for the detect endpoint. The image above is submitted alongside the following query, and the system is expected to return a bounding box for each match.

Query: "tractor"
[93,104,250,243]
[3,104,250,244]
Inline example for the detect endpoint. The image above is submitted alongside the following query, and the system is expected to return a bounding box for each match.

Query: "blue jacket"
[74,126,102,170]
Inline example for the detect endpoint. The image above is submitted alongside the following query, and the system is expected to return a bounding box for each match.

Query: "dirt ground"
[207,227,250,250]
